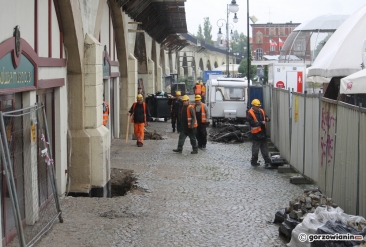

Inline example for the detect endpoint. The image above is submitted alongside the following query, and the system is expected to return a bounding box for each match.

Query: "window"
[215,87,245,101]
[256,48,263,60]
[255,31,263,44]
[269,27,276,36]
[279,27,285,36]
[270,46,276,52]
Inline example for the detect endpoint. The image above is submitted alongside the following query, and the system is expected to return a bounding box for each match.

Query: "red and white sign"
[297,72,303,92]
[276,81,285,88]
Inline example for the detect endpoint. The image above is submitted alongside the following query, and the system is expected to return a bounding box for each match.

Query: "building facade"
[251,22,300,60]
[0,1,229,246]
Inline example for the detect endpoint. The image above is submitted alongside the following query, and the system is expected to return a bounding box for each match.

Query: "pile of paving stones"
[208,124,250,143]
[144,130,163,140]
[285,189,338,221]
[275,189,339,239]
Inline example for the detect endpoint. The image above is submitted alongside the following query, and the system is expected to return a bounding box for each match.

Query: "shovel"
[126,114,130,143]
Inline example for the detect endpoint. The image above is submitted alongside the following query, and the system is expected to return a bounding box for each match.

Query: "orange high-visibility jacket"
[103,101,109,126]
[201,85,206,96]
[195,103,208,123]
[187,105,198,128]
[247,108,265,134]
[194,84,202,95]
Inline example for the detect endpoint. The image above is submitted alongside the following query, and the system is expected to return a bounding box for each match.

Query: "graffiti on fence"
[320,106,336,166]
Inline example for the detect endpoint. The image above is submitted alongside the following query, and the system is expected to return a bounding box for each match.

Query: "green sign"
[103,59,110,77]
[0,53,34,89]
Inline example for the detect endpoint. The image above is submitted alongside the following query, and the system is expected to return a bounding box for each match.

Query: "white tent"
[307,4,366,77]
[306,68,331,84]
[294,14,349,31]
[340,69,366,94]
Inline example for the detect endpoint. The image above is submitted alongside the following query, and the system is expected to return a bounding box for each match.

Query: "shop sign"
[0,53,34,89]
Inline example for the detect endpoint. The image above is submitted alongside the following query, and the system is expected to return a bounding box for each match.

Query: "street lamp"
[217,0,239,77]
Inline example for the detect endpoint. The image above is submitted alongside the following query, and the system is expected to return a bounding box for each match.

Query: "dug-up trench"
[110,168,148,197]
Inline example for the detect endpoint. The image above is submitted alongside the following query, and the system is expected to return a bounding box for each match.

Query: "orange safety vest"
[196,103,208,123]
[131,102,147,123]
[247,108,265,134]
[201,85,206,96]
[195,84,202,95]
[187,105,198,128]
[103,101,109,126]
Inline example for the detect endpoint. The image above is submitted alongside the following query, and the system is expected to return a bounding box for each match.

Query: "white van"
[206,78,249,126]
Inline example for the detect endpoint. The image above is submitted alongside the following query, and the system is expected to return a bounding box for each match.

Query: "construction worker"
[173,95,199,154]
[193,81,201,95]
[247,99,271,166]
[200,82,206,103]
[168,91,182,133]
[102,94,109,126]
[194,95,209,149]
[128,94,150,147]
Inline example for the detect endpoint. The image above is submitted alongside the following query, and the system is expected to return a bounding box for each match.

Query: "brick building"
[251,22,300,60]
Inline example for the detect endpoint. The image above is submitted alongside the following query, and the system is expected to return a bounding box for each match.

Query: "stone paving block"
[24,122,316,247]
[290,175,313,184]
[278,165,296,173]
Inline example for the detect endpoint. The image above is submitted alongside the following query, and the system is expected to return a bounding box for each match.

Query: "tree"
[238,59,257,80]
[203,17,214,45]
[231,31,247,54]
[196,25,204,41]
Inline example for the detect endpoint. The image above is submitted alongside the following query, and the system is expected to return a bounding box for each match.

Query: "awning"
[340,69,366,94]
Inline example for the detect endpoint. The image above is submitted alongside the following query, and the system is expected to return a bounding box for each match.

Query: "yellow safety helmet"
[196,81,200,84]
[136,94,143,100]
[251,99,261,106]
[195,95,202,100]
[181,95,190,101]
[200,82,203,85]
[175,91,181,96]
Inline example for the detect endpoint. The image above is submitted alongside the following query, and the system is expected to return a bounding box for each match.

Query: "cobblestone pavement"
[32,120,316,247]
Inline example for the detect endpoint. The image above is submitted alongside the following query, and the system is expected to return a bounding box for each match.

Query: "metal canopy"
[115,0,188,50]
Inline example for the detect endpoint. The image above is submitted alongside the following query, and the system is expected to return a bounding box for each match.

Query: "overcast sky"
[185,0,366,38]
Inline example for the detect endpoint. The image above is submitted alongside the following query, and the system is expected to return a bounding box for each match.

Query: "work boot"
[251,156,260,166]
[173,128,175,133]
[137,143,143,147]
[202,145,206,149]
[173,149,182,153]
[191,150,198,154]
[251,161,260,166]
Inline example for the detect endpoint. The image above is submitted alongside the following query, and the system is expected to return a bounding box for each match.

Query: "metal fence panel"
[290,94,305,172]
[318,99,337,196]
[359,110,366,217]
[263,85,272,138]
[0,104,62,247]
[264,87,366,217]
[277,89,291,162]
[271,89,280,148]
[303,95,320,182]
[332,103,360,215]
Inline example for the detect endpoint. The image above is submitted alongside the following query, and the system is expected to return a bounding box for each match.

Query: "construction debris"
[208,124,250,143]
